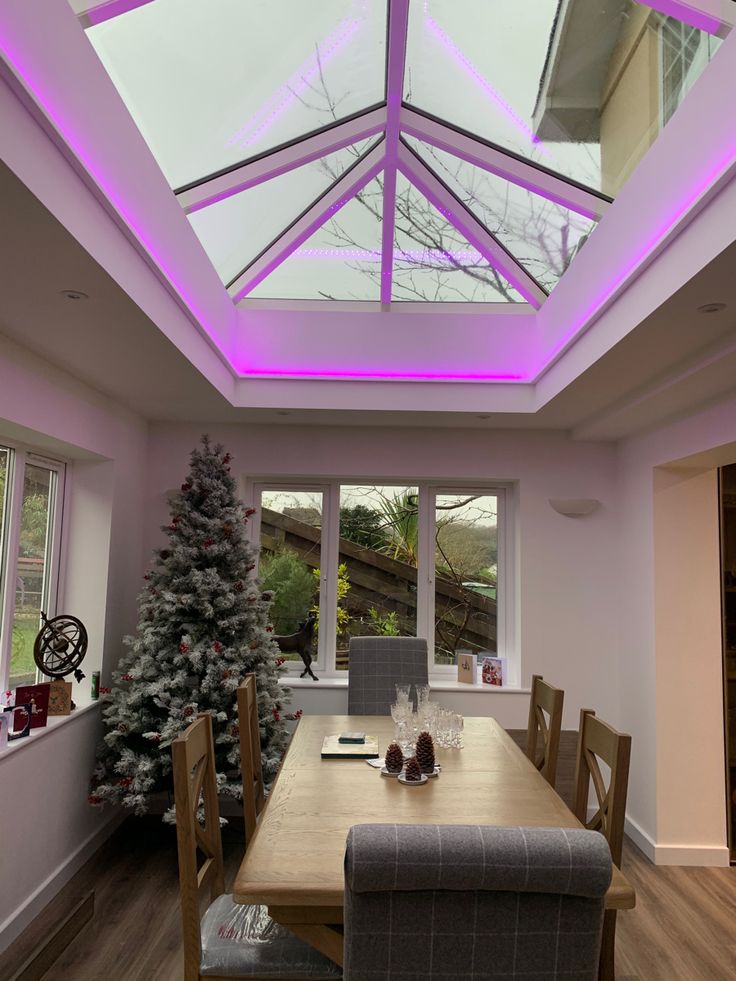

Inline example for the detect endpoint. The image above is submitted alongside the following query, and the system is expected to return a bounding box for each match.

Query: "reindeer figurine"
[273,612,318,681]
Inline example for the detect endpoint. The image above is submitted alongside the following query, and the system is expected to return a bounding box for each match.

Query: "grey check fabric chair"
[347,637,429,715]
[344,824,612,981]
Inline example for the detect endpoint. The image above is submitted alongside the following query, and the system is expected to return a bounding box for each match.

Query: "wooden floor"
[4,732,736,980]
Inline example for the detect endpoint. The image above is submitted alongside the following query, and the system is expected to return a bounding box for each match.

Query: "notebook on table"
[321,734,379,759]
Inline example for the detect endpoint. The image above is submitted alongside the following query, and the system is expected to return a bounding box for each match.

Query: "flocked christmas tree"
[89,435,292,819]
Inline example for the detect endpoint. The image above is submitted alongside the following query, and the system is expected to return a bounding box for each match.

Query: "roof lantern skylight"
[82,0,724,307]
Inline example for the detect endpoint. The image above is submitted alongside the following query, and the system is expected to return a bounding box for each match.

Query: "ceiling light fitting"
[697,302,726,314]
[60,289,89,301]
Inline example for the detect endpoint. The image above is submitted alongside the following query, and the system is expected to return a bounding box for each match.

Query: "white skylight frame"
[74,0,733,310]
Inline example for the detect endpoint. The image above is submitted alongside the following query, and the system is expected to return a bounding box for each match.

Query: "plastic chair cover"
[200,894,342,978]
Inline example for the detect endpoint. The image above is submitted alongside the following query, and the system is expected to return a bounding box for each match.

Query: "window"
[660,17,720,126]
[250,479,513,681]
[0,443,66,692]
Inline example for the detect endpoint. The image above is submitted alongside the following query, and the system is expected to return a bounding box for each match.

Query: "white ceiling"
[1,157,736,439]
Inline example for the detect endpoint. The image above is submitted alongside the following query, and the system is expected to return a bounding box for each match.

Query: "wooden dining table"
[233,714,635,969]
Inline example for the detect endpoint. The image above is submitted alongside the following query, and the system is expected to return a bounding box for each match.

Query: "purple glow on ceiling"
[226,6,366,154]
[424,15,547,155]
[295,247,485,263]
[232,364,526,382]
[543,145,736,368]
[0,35,226,353]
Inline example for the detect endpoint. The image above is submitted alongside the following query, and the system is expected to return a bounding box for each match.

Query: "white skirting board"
[623,812,730,867]
[0,809,124,956]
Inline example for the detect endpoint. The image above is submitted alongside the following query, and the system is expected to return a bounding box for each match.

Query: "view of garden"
[259,486,498,669]
[0,451,54,688]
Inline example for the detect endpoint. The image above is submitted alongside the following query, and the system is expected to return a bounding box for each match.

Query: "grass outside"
[9,615,39,686]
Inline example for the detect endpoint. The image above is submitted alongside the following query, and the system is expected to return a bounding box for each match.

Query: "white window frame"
[248,481,336,673]
[0,441,67,693]
[659,15,719,128]
[246,476,516,683]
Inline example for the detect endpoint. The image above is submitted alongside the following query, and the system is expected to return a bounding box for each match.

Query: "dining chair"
[347,636,428,715]
[525,673,564,787]
[573,709,632,981]
[343,823,612,981]
[236,674,265,842]
[171,713,341,981]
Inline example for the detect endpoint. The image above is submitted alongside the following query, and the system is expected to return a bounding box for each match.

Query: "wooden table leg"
[281,924,344,967]
[599,909,617,981]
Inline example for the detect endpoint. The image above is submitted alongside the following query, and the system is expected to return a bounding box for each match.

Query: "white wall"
[0,335,148,952]
[617,393,736,866]
[146,422,621,730]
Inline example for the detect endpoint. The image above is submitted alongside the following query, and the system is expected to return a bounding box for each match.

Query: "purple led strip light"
[9,2,731,385]
[0,34,227,355]
[424,14,547,155]
[295,247,484,262]
[232,364,526,382]
[542,145,736,369]
[226,2,367,153]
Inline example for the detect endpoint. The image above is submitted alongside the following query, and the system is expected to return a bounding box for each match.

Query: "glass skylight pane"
[391,173,524,303]
[405,0,721,196]
[87,0,387,189]
[247,175,383,301]
[188,141,373,286]
[404,138,596,293]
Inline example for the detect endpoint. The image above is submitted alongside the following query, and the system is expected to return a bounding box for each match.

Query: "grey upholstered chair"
[344,824,612,981]
[347,636,429,715]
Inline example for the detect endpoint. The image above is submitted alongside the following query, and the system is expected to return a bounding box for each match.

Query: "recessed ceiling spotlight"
[697,302,726,314]
[59,289,89,301]
[476,414,491,420]
[276,410,291,416]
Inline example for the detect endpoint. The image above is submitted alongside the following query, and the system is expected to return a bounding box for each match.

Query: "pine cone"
[404,757,423,782]
[385,742,404,773]
[415,731,435,774]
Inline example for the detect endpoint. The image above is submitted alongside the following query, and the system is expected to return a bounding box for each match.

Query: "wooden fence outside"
[260,508,496,664]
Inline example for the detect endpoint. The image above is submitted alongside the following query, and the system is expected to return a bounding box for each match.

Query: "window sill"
[0,699,104,761]
[280,676,530,694]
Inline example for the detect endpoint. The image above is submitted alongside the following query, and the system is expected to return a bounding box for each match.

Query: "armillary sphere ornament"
[33,612,89,682]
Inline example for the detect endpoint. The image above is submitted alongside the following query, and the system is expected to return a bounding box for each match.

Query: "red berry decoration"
[203,537,215,549]
[384,742,404,773]
[212,641,223,653]
[404,757,423,782]
[245,507,256,517]
[234,580,244,592]
[179,642,189,653]
[415,731,436,774]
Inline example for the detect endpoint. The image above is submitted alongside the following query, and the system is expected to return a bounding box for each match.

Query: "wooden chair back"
[525,674,564,786]
[172,713,225,981]
[237,673,265,841]
[573,708,632,867]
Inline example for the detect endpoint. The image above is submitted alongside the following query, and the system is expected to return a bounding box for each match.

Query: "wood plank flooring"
[3,731,736,980]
